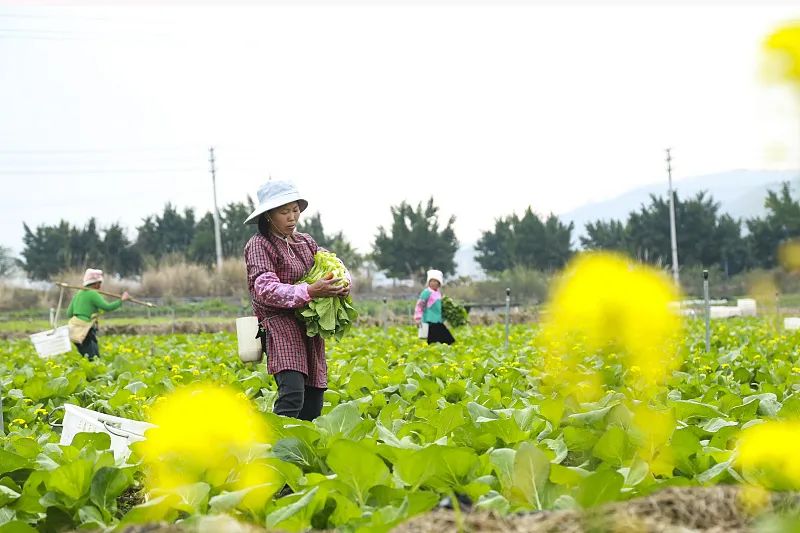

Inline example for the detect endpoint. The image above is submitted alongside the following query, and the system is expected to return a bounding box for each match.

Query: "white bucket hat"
[83,268,104,286]
[244,180,308,225]
[426,269,444,285]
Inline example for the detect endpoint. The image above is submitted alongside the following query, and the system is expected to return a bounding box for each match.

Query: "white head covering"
[244,179,308,225]
[83,268,104,286]
[426,269,444,285]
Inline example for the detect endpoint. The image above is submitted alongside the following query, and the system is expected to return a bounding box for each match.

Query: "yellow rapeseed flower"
[738,484,771,516]
[763,21,800,86]
[139,384,273,490]
[779,240,800,272]
[539,252,682,398]
[737,420,800,490]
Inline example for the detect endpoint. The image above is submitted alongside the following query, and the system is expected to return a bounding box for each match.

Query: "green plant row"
[0,320,797,531]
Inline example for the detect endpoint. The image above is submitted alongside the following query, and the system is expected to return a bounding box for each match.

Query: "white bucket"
[30,326,72,358]
[59,403,155,462]
[236,316,263,363]
[785,317,800,331]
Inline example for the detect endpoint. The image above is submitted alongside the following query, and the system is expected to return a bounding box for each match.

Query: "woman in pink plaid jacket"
[243,180,349,421]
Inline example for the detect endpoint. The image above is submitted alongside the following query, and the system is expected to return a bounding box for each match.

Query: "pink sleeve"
[254,272,312,309]
[414,299,425,322]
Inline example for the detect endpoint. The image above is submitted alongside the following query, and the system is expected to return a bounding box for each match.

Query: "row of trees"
[580,184,800,276]
[15,181,800,282]
[19,199,362,280]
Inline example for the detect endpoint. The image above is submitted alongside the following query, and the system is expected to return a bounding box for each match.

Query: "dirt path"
[109,486,799,533]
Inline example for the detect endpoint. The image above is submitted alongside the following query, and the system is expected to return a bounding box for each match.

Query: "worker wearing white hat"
[66,268,130,360]
[244,179,349,421]
[413,268,455,345]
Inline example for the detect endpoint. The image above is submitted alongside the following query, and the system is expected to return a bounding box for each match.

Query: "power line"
[0,147,204,154]
[0,168,204,175]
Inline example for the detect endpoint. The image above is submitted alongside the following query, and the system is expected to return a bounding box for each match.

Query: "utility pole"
[666,148,679,285]
[209,147,223,272]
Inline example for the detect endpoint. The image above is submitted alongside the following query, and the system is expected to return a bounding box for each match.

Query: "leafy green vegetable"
[442,296,468,327]
[1,317,800,530]
[295,250,358,339]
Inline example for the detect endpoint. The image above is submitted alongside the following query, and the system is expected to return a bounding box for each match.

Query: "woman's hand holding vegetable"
[308,274,349,298]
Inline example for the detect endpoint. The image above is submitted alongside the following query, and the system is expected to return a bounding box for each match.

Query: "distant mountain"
[560,169,800,244]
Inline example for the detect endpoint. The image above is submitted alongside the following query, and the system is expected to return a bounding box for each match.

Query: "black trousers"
[428,322,455,345]
[274,370,325,421]
[75,325,99,360]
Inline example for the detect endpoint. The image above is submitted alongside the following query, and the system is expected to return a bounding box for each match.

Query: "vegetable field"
[2,318,800,531]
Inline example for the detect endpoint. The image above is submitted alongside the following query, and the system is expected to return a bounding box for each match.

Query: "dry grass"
[0,283,47,311]
[209,259,248,297]
[140,258,247,298]
[141,261,211,298]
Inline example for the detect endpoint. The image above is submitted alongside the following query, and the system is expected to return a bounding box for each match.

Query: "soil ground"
[111,485,800,533]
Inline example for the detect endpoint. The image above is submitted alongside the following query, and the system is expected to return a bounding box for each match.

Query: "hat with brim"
[244,180,309,225]
[83,268,104,286]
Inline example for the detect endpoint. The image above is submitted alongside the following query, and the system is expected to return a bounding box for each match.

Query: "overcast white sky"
[1,2,799,256]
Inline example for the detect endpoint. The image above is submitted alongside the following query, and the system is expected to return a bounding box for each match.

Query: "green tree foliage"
[221,198,257,257]
[135,204,196,259]
[101,223,141,277]
[581,220,628,251]
[188,213,217,265]
[582,191,750,275]
[21,220,141,280]
[21,221,73,279]
[297,212,363,271]
[746,183,800,269]
[476,208,574,273]
[188,199,260,266]
[372,198,459,281]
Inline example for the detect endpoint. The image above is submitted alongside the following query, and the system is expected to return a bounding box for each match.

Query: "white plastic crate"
[29,326,71,358]
[737,298,758,317]
[709,306,742,319]
[59,403,155,462]
[785,317,800,331]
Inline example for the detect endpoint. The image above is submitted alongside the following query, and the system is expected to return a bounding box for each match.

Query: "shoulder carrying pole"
[54,282,156,308]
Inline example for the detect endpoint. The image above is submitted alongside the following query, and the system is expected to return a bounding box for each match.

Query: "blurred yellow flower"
[540,252,682,398]
[779,239,800,272]
[139,384,273,490]
[632,404,674,459]
[748,273,778,306]
[763,21,800,86]
[737,420,800,490]
[738,484,770,516]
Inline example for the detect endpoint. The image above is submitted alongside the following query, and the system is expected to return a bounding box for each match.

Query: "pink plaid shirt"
[245,231,327,388]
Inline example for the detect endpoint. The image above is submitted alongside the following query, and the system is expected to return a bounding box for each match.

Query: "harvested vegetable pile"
[296,250,358,339]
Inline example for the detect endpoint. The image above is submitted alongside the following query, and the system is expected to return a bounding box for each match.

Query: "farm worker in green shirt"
[66,268,129,360]
[414,269,455,345]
